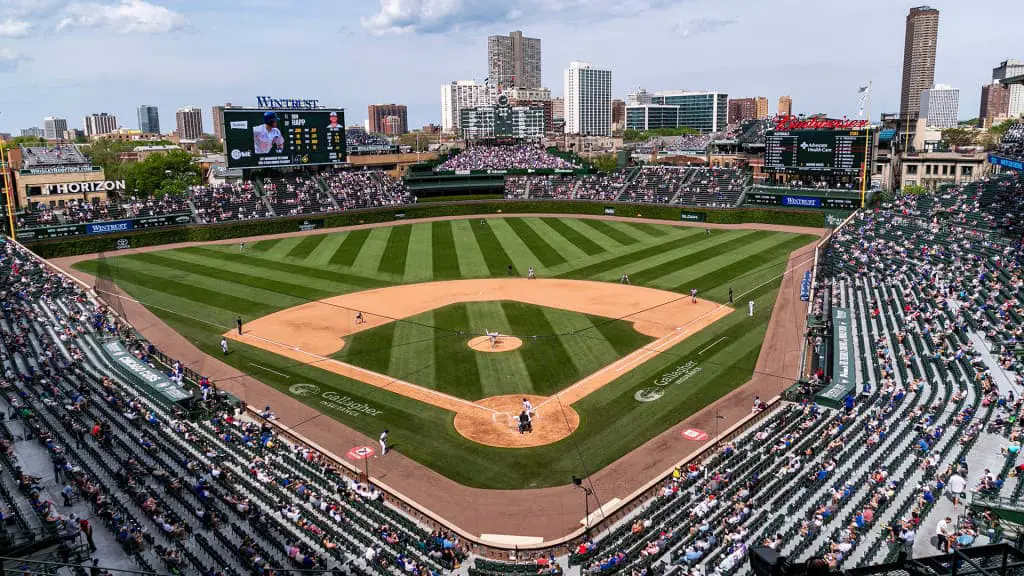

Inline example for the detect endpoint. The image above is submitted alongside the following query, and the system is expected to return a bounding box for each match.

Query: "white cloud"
[56,0,186,33]
[673,17,737,38]
[0,18,32,38]
[0,0,63,18]
[362,0,689,35]
[0,47,27,71]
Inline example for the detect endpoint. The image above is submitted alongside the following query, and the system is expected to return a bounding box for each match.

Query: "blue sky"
[0,0,1021,134]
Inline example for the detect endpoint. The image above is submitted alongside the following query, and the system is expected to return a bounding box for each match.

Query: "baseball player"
[355,311,364,325]
[220,337,228,355]
[748,300,755,317]
[236,316,243,335]
[486,330,500,349]
[522,397,534,416]
[379,429,389,456]
[253,111,285,154]
[621,273,630,285]
[528,267,536,279]
[728,288,734,304]
[690,288,698,303]
[239,241,246,252]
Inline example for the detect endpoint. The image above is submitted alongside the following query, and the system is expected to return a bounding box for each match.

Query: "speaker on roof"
[749,546,786,576]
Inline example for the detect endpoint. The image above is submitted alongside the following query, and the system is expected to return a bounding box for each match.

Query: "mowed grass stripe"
[625,222,670,237]
[671,235,814,295]
[334,321,396,374]
[469,219,515,276]
[130,252,336,302]
[83,262,276,318]
[185,247,387,289]
[387,311,438,385]
[434,304,483,399]
[558,228,704,280]
[626,231,769,286]
[328,229,371,267]
[286,234,328,260]
[431,221,461,280]
[501,301,576,396]
[248,239,282,253]
[378,224,413,275]
[504,218,566,266]
[403,223,433,282]
[541,218,605,256]
[578,219,639,245]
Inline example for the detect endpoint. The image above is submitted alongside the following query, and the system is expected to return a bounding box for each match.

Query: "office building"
[137,105,160,135]
[624,90,727,134]
[564,61,612,136]
[727,97,768,124]
[992,59,1024,119]
[440,81,492,133]
[43,117,68,140]
[625,105,681,131]
[64,128,85,141]
[899,6,940,123]
[778,95,793,116]
[368,104,409,135]
[551,97,565,121]
[612,99,626,131]
[488,31,541,90]
[20,127,44,138]
[919,84,959,129]
[627,88,653,106]
[979,82,1010,128]
[83,113,118,138]
[175,106,204,141]
[211,105,228,141]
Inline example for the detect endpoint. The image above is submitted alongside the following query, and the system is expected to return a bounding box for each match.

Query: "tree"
[902,184,927,195]
[590,154,618,173]
[196,135,222,153]
[396,132,431,152]
[940,127,975,148]
[122,150,200,198]
[622,127,699,142]
[989,119,1017,138]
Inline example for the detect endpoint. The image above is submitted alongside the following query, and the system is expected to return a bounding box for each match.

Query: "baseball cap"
[330,111,338,117]
[263,111,279,123]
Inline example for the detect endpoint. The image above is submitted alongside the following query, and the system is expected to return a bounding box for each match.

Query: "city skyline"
[0,0,1022,134]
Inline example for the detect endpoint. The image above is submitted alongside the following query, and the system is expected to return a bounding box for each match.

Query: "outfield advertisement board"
[680,210,706,222]
[15,213,193,241]
[101,340,192,404]
[224,108,346,169]
[745,192,857,210]
[297,219,325,232]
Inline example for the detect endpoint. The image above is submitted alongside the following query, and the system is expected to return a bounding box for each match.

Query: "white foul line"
[248,363,291,378]
[697,337,728,355]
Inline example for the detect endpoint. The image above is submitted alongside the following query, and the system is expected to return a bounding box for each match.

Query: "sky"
[0,0,1021,135]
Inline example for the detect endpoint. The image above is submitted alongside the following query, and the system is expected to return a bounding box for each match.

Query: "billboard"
[223,108,346,169]
[764,129,870,173]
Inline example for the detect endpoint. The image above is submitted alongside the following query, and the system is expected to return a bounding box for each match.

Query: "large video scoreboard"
[223,108,346,169]
[764,129,869,173]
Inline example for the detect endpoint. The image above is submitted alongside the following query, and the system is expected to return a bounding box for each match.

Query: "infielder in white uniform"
[748,300,755,316]
[253,111,285,154]
[220,337,228,355]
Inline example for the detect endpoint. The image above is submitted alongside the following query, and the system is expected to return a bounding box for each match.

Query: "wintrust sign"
[256,96,321,109]
[43,180,127,195]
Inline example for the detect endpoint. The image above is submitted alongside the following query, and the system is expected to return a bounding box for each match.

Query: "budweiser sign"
[774,116,869,131]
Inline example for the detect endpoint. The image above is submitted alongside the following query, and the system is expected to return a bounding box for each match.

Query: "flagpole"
[860,81,872,209]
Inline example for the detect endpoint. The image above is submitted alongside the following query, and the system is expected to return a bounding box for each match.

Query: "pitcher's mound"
[454,394,579,448]
[467,335,523,353]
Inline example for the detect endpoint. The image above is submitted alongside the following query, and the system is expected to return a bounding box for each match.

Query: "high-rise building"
[551,97,565,121]
[137,105,160,134]
[778,95,793,116]
[487,31,541,90]
[43,117,68,140]
[211,105,227,141]
[83,113,118,138]
[564,61,612,136]
[175,106,204,141]
[368,104,409,135]
[992,59,1024,119]
[755,97,769,119]
[20,127,44,138]
[979,82,1011,128]
[727,97,769,123]
[899,6,940,123]
[612,99,626,130]
[919,84,959,128]
[625,91,728,134]
[440,81,492,133]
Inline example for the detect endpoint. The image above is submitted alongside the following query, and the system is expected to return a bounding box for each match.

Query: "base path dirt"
[225,278,732,448]
[467,335,523,353]
[50,215,825,542]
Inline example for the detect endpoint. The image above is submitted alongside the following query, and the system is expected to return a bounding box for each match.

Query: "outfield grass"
[335,301,653,400]
[74,218,816,488]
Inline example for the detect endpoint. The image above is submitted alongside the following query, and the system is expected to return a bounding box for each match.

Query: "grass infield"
[74,218,815,488]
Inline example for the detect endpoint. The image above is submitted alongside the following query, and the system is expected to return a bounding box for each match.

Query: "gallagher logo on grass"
[289,383,321,397]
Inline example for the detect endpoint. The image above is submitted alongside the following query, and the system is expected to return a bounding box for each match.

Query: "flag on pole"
[858,85,870,117]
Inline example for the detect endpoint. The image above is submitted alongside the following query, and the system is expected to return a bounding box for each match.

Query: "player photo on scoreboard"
[253,111,285,155]
[327,111,342,131]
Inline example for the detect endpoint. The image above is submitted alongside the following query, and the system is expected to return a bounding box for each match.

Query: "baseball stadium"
[1,104,1024,576]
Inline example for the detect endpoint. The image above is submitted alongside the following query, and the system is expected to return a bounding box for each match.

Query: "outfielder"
[748,300,755,317]
[528,267,536,279]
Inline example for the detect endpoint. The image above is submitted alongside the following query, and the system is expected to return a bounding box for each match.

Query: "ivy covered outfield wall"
[27,200,828,258]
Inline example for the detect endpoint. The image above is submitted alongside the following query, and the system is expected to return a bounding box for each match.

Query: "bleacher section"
[616,167,746,206]
[262,175,336,216]
[0,237,468,575]
[190,182,271,223]
[321,170,413,210]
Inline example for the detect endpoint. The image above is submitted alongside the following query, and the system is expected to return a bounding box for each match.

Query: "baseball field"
[72,216,816,489]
